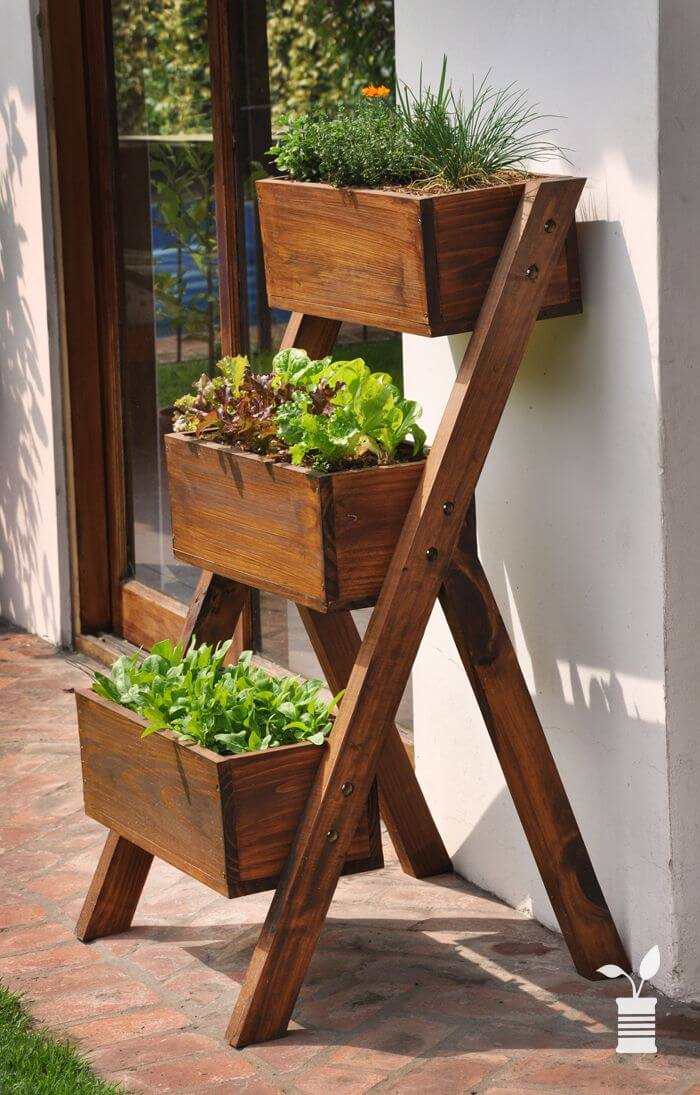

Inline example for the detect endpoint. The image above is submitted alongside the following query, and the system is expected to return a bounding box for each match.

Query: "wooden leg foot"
[76,831,153,942]
[439,515,629,979]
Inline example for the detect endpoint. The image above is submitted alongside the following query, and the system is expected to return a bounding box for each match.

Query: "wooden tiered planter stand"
[76,175,629,1047]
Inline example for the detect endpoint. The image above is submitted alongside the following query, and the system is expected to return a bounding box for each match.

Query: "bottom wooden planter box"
[77,690,383,897]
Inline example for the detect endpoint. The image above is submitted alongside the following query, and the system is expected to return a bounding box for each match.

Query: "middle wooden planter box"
[165,432,425,612]
[77,689,383,898]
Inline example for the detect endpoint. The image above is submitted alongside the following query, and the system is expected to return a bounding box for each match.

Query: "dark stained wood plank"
[227,177,586,1047]
[431,182,581,331]
[257,181,430,334]
[76,831,153,942]
[41,0,112,631]
[166,435,424,611]
[208,0,248,355]
[121,579,187,650]
[279,313,342,358]
[330,463,425,609]
[257,178,581,337]
[77,690,230,894]
[180,571,250,650]
[80,0,131,633]
[299,607,452,878]
[439,510,628,978]
[76,690,381,901]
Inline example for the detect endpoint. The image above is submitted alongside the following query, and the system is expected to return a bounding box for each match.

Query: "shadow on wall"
[0,91,55,635]
[430,219,670,972]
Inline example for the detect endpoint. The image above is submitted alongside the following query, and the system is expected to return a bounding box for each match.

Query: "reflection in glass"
[110,0,411,725]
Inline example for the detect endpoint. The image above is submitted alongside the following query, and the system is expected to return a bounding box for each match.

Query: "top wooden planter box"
[256,176,581,337]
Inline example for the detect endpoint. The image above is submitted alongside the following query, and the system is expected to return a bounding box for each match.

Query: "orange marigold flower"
[361,84,390,98]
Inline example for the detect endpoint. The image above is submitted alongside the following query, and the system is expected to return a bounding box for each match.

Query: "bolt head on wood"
[442,501,454,515]
[525,264,539,281]
[326,829,339,843]
[544,219,556,233]
[425,547,438,561]
[341,782,354,797]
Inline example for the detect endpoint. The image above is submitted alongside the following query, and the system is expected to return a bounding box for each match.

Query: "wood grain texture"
[208,0,248,354]
[279,313,342,357]
[299,607,451,878]
[166,435,424,611]
[257,178,581,337]
[121,579,187,649]
[227,178,586,1047]
[180,571,250,651]
[76,831,153,942]
[439,511,628,978]
[257,181,429,333]
[76,690,381,899]
[42,0,112,631]
[431,182,581,333]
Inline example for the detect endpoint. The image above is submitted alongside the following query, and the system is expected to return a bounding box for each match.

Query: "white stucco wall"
[397,0,693,998]
[658,1,700,1000]
[0,0,70,645]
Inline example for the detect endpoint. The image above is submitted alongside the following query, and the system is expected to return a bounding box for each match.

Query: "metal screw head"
[442,501,454,515]
[326,829,339,843]
[341,782,354,797]
[525,264,539,281]
[425,546,438,561]
[544,219,556,233]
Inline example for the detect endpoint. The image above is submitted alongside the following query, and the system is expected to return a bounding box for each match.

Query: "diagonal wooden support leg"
[76,832,153,941]
[227,176,589,1047]
[180,571,251,650]
[76,573,251,942]
[439,506,628,977]
[299,607,452,878]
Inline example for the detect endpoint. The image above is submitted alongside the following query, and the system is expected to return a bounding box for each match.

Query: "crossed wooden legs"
[76,580,450,945]
[77,176,628,1046]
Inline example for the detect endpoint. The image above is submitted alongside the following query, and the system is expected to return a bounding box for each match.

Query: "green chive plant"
[269,57,565,192]
[92,639,342,754]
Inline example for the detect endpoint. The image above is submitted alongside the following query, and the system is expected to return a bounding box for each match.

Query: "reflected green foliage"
[93,640,341,754]
[268,0,395,124]
[150,143,218,367]
[112,0,210,136]
[112,0,394,138]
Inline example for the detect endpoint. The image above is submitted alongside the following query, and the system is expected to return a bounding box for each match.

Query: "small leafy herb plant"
[92,639,341,755]
[269,57,564,192]
[173,347,426,471]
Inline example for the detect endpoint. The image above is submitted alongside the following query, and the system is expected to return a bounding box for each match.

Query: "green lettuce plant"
[92,639,341,755]
[173,347,426,471]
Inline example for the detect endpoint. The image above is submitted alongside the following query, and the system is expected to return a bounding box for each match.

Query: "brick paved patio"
[0,622,698,1093]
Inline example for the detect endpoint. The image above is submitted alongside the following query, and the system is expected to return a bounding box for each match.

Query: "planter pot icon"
[616,995,657,1053]
[598,944,660,1055]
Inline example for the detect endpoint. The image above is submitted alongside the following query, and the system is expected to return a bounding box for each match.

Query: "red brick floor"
[0,622,699,1094]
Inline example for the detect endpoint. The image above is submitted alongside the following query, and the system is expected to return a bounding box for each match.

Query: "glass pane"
[112,0,215,602]
[245,5,412,727]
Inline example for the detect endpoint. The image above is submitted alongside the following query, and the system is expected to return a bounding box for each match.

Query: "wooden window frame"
[42,0,266,650]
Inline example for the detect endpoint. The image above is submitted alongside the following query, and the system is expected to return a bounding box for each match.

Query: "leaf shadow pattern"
[0,75,62,638]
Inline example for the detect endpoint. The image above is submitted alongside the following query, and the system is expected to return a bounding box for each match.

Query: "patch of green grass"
[0,984,125,1095]
[157,338,403,409]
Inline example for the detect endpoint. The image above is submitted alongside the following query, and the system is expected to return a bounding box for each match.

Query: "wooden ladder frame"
[77,177,629,1046]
